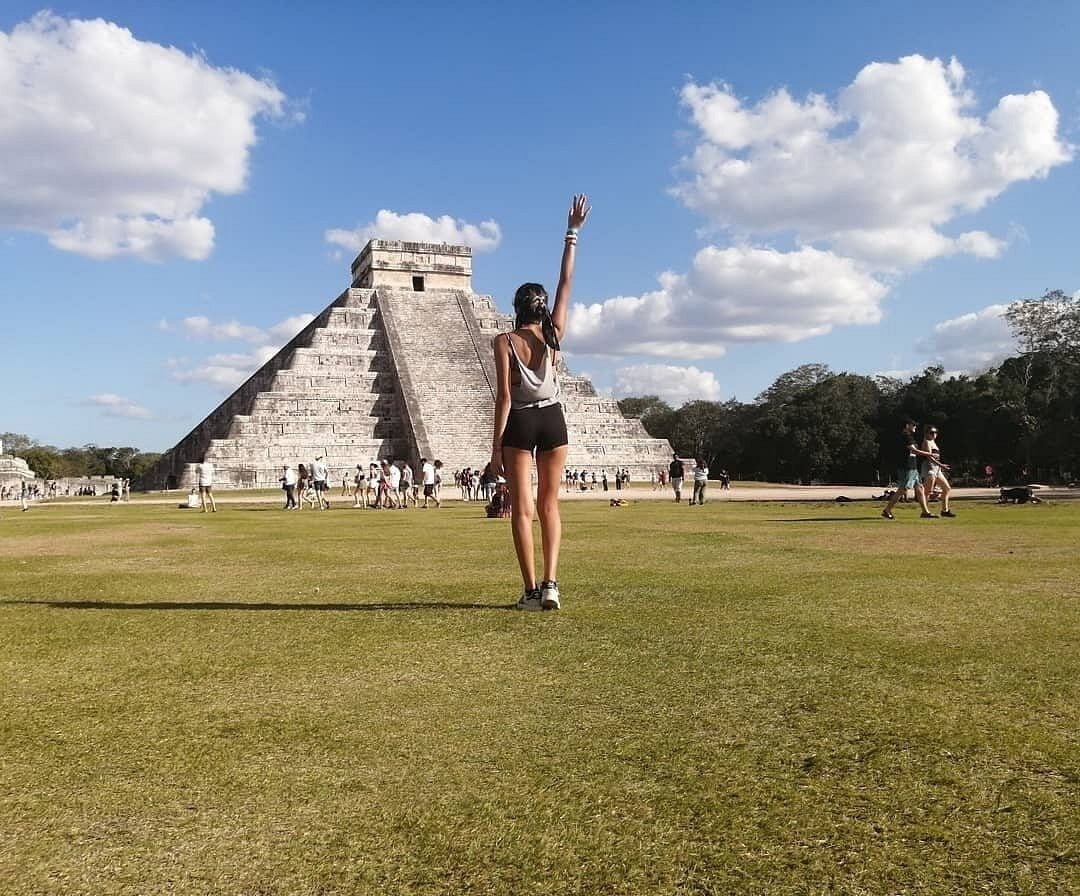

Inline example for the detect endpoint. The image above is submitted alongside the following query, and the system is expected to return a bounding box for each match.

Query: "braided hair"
[512,283,560,352]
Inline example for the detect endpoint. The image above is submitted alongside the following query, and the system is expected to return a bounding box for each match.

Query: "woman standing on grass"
[490,193,590,611]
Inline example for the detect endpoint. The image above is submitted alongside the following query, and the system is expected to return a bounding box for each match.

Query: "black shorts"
[502,403,568,453]
[314,480,328,492]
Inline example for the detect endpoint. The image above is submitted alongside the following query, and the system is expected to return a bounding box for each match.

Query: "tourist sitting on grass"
[486,481,512,518]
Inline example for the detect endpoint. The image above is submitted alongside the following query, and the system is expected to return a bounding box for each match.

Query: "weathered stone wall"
[140,288,406,489]
[351,240,472,292]
[0,454,37,490]
[376,286,495,473]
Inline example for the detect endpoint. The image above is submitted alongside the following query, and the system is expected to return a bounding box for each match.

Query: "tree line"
[1,433,162,482]
[618,290,1080,486]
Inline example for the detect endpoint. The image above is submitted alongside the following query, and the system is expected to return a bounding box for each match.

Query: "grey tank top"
[507,334,561,410]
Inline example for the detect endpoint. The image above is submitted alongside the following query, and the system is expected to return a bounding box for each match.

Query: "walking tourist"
[490,193,589,611]
[281,464,298,509]
[297,463,318,510]
[365,462,380,508]
[352,464,365,507]
[881,419,937,520]
[421,457,440,508]
[669,453,684,503]
[311,455,331,509]
[920,425,956,517]
[692,459,708,505]
[198,459,217,512]
[406,462,419,507]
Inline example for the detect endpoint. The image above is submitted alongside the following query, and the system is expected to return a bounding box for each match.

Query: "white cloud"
[674,55,1072,271]
[163,311,314,392]
[325,211,502,253]
[916,303,1017,371]
[573,55,1069,360]
[161,313,314,343]
[169,316,267,342]
[569,246,886,359]
[613,364,723,405]
[86,393,154,420]
[170,344,278,391]
[268,314,316,341]
[0,12,285,260]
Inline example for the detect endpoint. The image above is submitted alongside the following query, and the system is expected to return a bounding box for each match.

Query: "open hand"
[568,193,591,230]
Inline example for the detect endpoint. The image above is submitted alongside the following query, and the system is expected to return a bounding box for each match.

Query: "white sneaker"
[516,588,543,612]
[539,581,561,611]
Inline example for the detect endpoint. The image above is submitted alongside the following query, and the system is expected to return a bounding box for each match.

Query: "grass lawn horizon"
[2,498,1077,894]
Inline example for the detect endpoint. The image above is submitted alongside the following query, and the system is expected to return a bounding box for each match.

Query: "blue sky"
[2,1,1078,451]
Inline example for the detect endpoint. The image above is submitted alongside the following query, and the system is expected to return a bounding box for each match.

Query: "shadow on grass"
[1,599,515,612]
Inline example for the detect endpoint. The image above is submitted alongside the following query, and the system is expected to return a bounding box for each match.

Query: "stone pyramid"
[148,240,673,489]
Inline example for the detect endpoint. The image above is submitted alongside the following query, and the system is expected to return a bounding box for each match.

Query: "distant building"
[0,453,37,491]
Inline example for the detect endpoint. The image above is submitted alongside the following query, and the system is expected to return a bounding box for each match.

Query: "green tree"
[617,396,673,423]
[665,401,726,464]
[756,363,833,405]
[1000,289,1080,478]
[1,432,34,454]
[18,446,62,479]
[129,452,163,481]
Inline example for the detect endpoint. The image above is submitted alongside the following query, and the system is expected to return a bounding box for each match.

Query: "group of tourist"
[0,482,38,502]
[454,466,497,502]
[881,420,956,520]
[285,457,444,511]
[562,468,634,492]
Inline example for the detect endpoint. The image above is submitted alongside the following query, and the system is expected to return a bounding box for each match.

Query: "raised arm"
[550,193,591,340]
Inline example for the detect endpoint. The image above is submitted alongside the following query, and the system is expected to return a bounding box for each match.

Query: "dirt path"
[26,483,1074,508]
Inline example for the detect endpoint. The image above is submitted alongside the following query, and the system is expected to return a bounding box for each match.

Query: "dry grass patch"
[1,498,1077,894]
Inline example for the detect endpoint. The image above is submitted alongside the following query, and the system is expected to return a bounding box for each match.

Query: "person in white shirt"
[382,460,400,509]
[281,464,298,510]
[691,460,709,506]
[310,457,330,509]
[198,460,217,513]
[421,457,440,508]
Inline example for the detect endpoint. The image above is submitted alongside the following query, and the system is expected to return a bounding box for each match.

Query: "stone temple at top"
[147,240,673,489]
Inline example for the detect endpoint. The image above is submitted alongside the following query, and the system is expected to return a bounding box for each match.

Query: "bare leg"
[914,482,931,514]
[535,445,568,583]
[884,486,906,515]
[503,447,537,591]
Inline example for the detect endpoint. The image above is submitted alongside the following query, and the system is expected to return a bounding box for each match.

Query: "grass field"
[1,496,1077,895]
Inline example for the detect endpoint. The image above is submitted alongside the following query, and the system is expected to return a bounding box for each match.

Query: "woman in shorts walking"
[490,193,590,611]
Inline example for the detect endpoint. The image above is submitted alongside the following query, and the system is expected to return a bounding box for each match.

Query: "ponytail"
[540,305,561,352]
[513,282,559,351]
